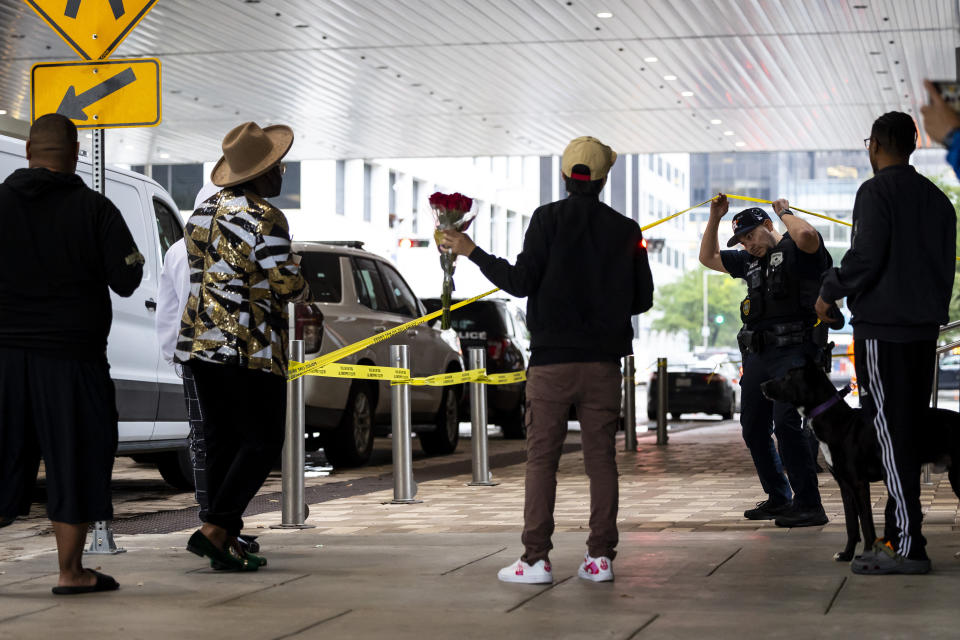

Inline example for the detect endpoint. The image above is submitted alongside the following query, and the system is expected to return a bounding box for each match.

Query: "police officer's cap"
[726,207,771,247]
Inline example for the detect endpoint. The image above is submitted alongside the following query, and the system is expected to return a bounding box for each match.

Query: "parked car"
[422,297,529,438]
[938,351,960,389]
[647,357,740,420]
[293,241,464,467]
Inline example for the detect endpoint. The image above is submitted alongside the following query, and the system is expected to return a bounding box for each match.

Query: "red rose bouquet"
[430,191,476,329]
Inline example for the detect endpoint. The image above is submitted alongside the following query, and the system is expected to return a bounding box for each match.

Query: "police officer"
[699,194,829,527]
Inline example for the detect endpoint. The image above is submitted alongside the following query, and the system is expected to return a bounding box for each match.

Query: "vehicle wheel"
[156,449,195,491]
[647,409,657,421]
[420,386,460,455]
[670,412,680,420]
[720,395,735,421]
[500,397,526,440]
[323,383,375,468]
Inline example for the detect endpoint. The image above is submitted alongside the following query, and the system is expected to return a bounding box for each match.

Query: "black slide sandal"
[51,569,119,595]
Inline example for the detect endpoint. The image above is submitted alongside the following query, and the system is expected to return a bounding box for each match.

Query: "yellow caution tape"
[290,362,411,382]
[641,197,717,232]
[724,193,852,228]
[287,287,501,381]
[393,368,527,387]
[289,361,526,387]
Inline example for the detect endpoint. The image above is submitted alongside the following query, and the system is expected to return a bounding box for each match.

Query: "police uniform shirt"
[720,231,831,329]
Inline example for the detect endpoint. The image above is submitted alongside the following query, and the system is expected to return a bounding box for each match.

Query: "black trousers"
[0,347,117,524]
[854,338,936,560]
[189,360,286,535]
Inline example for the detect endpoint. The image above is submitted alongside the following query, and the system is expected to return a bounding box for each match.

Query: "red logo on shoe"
[515,563,524,576]
[586,561,598,574]
[544,561,551,572]
[600,559,609,570]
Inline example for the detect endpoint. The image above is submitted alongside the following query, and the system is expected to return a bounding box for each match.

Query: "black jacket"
[468,193,654,364]
[820,164,956,342]
[0,167,144,360]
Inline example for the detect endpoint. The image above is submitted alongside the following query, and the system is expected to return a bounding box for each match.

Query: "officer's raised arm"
[772,198,820,254]
[699,192,729,273]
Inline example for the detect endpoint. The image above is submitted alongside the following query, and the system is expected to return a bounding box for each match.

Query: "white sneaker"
[497,558,553,584]
[578,553,614,582]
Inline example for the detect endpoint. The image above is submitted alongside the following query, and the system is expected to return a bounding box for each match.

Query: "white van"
[0,132,192,488]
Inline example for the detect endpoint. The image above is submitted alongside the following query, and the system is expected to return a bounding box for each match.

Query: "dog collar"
[808,385,852,419]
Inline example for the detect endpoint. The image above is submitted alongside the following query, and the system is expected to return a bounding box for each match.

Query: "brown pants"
[521,361,622,564]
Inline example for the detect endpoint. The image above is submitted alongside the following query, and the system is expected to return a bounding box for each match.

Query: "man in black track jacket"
[442,136,654,585]
[818,111,956,575]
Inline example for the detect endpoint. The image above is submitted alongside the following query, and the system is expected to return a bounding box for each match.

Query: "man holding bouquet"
[441,136,654,584]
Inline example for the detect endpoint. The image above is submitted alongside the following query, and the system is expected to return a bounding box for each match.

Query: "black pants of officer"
[855,338,935,560]
[739,344,823,509]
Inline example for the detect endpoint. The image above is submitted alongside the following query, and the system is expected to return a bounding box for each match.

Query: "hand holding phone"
[921,80,960,146]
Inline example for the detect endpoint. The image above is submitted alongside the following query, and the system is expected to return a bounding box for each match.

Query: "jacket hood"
[4,167,85,199]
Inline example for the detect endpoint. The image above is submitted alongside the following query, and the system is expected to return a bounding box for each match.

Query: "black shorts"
[0,347,118,524]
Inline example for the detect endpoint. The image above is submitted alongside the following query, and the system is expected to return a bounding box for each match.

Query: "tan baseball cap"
[561,136,617,182]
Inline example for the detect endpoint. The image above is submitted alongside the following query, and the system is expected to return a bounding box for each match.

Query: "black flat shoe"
[186,530,258,572]
[52,569,119,595]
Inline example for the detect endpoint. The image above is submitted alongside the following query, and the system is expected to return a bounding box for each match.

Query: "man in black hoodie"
[0,114,144,594]
[442,136,654,584]
[818,111,956,575]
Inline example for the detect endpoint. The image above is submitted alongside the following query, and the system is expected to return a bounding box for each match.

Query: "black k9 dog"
[761,360,960,562]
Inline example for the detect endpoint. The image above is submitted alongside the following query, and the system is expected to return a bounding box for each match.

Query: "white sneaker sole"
[578,566,614,582]
[497,570,553,584]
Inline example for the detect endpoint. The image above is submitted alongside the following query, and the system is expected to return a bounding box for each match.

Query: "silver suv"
[293,241,464,468]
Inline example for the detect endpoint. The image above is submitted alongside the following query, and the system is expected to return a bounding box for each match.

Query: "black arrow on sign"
[65,0,126,20]
[57,67,137,121]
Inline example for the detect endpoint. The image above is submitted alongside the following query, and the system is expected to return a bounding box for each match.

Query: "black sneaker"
[744,500,793,520]
[774,505,828,528]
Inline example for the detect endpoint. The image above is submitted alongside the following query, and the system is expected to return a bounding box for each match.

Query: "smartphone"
[932,80,960,112]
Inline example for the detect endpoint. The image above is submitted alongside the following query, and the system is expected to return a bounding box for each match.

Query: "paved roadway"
[2,416,959,638]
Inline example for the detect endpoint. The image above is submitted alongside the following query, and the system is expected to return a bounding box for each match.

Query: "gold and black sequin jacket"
[175,188,309,377]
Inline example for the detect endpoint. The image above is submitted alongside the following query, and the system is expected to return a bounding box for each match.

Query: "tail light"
[487,338,510,361]
[294,303,324,354]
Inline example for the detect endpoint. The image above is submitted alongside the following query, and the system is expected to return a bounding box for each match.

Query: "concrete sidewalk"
[2,422,959,639]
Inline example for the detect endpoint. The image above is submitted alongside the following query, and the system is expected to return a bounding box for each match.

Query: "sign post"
[26,0,160,553]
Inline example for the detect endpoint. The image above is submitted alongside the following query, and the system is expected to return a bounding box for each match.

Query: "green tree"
[652,267,747,349]
[926,174,960,324]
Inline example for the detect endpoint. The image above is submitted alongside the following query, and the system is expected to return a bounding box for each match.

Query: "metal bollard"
[85,520,125,555]
[468,348,498,486]
[656,357,668,446]
[390,345,421,503]
[623,355,637,452]
[272,336,314,529]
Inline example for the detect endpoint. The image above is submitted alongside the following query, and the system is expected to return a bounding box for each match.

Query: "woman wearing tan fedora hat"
[175,121,310,571]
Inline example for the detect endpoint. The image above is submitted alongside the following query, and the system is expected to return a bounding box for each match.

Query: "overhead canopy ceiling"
[0,0,957,164]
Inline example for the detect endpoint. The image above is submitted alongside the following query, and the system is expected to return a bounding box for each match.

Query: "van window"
[352,258,390,311]
[153,198,184,261]
[299,253,343,303]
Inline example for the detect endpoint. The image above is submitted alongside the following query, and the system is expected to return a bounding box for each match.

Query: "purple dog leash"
[808,384,852,420]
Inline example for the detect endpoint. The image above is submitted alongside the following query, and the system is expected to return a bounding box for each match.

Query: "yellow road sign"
[24,0,158,60]
[31,58,161,129]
